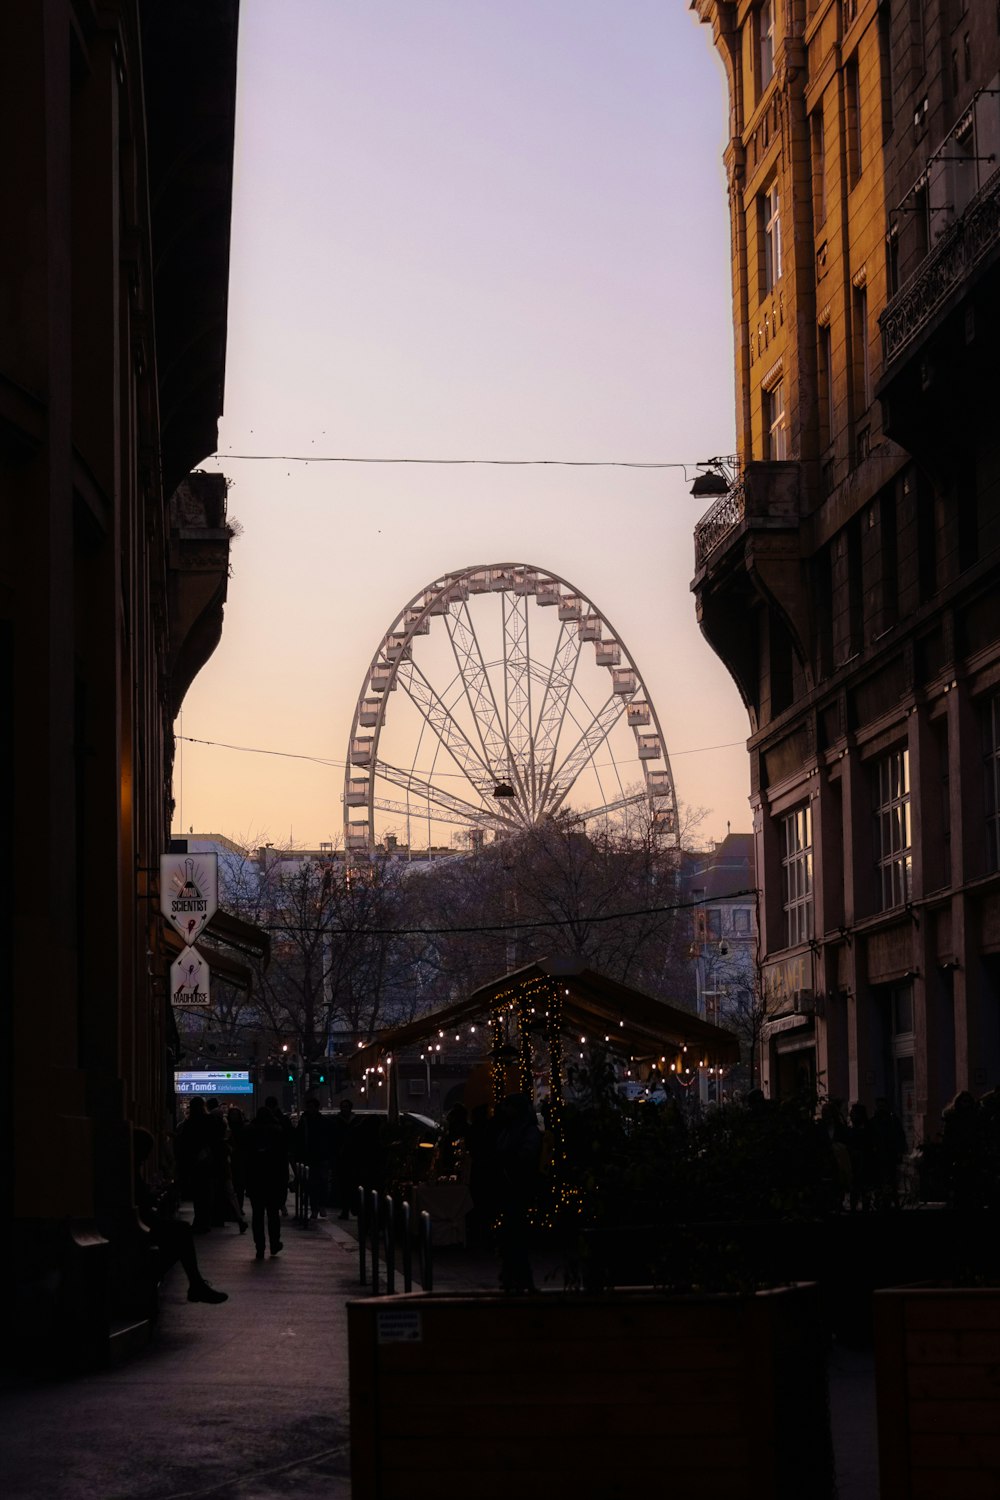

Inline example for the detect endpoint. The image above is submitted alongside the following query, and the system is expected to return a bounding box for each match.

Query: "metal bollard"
[402,1200,412,1292]
[384,1195,396,1294]
[295,1163,309,1222]
[357,1185,367,1284]
[419,1210,433,1292]
[369,1190,380,1296]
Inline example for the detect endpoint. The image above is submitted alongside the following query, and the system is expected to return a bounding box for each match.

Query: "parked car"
[325,1107,440,1195]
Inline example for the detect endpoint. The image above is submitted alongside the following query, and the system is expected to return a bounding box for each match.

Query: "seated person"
[133,1128,228,1305]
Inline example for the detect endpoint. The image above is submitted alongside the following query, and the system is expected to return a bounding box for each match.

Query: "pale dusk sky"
[176,1,752,851]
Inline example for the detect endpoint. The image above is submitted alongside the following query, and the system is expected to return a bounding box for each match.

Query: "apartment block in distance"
[690,0,1000,1143]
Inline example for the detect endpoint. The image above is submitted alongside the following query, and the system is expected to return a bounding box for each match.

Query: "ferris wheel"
[344,563,678,853]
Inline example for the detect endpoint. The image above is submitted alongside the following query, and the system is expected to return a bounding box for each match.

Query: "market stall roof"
[349,957,740,1076]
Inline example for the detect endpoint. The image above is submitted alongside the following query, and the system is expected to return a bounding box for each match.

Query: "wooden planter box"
[349,1283,832,1500]
[875,1285,1000,1499]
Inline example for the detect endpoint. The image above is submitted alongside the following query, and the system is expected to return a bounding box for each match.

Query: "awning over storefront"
[350,957,740,1077]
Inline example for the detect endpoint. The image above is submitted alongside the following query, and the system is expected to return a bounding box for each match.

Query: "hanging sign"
[170,945,211,1007]
[160,852,218,944]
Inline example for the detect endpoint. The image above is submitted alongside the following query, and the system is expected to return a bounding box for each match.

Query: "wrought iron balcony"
[694,476,747,566]
[880,166,1000,369]
[693,461,800,570]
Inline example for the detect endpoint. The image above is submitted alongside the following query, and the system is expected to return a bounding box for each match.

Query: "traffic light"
[315,1065,326,1084]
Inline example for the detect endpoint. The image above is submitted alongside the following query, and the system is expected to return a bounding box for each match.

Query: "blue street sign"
[174,1070,253,1096]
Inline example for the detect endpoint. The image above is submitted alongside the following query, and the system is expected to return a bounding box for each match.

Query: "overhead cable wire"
[177,732,746,767]
[209,453,702,470]
[261,888,758,939]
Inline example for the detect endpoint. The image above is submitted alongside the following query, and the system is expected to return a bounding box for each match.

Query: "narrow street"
[3,1212,878,1500]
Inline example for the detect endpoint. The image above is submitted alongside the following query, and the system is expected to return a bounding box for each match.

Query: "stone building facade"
[2,1,240,1367]
[691,0,1000,1141]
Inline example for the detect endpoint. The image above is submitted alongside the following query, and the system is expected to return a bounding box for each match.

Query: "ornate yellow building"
[692,0,1000,1141]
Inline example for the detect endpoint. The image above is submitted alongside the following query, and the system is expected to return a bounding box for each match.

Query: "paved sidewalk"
[3,1216,878,1499]
[4,1216,358,1500]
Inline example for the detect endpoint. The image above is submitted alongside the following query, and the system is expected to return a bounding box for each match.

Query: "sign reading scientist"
[160,852,218,945]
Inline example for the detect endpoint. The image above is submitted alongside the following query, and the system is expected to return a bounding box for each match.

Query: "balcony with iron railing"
[880,84,1000,372]
[693,460,800,572]
[880,167,1000,369]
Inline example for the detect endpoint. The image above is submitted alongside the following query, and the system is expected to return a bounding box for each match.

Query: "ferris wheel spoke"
[531,620,585,814]
[374,759,493,825]
[543,693,629,819]
[572,791,648,824]
[442,602,511,783]
[502,592,534,813]
[394,657,494,798]
[371,796,484,832]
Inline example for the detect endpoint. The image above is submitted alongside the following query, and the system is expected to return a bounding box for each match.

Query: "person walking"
[331,1097,357,1219]
[295,1096,332,1222]
[494,1093,542,1294]
[246,1105,289,1260]
[175,1097,217,1233]
[227,1105,250,1214]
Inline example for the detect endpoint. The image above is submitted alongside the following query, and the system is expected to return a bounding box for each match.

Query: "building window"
[846,57,862,185]
[732,907,752,935]
[913,181,930,260]
[985,694,1000,873]
[781,804,814,947]
[762,182,782,293]
[854,284,871,411]
[886,226,900,297]
[819,323,834,448]
[759,0,775,89]
[765,379,787,460]
[875,747,912,910]
[811,110,826,224]
[878,1,894,142]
